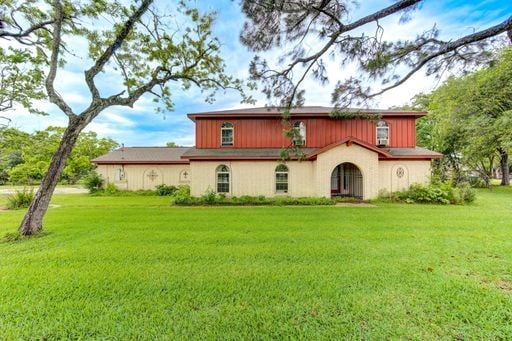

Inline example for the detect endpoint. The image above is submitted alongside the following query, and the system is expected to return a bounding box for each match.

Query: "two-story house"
[93,106,442,199]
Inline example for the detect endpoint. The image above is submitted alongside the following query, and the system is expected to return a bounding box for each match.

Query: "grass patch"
[0,187,511,338]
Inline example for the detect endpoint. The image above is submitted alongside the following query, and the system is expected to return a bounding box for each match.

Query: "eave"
[93,160,190,165]
[307,137,392,159]
[187,106,427,122]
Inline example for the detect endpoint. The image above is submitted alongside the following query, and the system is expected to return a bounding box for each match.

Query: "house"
[92,106,442,199]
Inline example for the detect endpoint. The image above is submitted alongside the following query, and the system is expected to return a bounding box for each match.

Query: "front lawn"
[0,188,511,338]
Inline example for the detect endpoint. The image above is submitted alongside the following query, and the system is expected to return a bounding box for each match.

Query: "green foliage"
[0,47,46,114]
[103,182,119,195]
[6,187,34,209]
[172,188,335,206]
[83,171,104,194]
[423,48,512,185]
[170,185,193,205]
[0,127,118,185]
[0,187,512,338]
[452,182,476,204]
[384,182,475,205]
[154,184,178,196]
[201,188,217,204]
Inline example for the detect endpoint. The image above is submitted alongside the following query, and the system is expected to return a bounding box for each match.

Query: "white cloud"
[5,1,509,147]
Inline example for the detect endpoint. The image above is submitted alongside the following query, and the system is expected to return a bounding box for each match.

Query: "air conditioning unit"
[293,138,305,146]
[377,138,388,146]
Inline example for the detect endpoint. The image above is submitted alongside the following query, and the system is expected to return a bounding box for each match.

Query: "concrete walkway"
[0,187,88,195]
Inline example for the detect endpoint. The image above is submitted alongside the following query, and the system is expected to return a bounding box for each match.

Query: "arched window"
[216,164,230,193]
[221,122,234,146]
[376,120,389,146]
[293,121,306,146]
[275,164,289,193]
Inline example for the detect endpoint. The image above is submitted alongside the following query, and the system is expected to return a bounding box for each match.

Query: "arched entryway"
[330,163,363,198]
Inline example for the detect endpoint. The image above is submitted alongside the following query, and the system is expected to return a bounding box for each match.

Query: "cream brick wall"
[96,164,190,191]
[378,160,431,194]
[96,153,433,198]
[190,160,315,197]
[314,144,380,199]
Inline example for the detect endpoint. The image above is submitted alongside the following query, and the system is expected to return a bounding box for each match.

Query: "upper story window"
[221,122,233,146]
[293,121,306,146]
[376,120,389,146]
[275,164,289,193]
[216,164,230,193]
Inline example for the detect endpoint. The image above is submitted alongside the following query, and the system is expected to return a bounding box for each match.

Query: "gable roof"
[307,137,392,159]
[187,106,426,121]
[92,147,191,164]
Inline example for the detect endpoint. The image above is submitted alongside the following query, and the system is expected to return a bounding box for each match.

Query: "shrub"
[155,184,178,196]
[103,182,119,195]
[386,182,475,205]
[171,185,195,205]
[6,187,34,209]
[84,171,104,193]
[467,176,488,188]
[451,182,476,204]
[201,188,217,204]
[171,189,336,206]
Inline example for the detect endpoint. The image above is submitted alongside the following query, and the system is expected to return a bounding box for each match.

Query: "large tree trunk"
[499,148,510,186]
[19,117,85,235]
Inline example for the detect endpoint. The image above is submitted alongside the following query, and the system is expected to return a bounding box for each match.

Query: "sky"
[3,0,512,147]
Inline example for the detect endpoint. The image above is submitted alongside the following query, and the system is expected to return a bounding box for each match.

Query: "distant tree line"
[0,127,118,185]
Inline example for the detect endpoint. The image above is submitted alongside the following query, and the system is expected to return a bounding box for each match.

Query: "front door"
[330,163,363,199]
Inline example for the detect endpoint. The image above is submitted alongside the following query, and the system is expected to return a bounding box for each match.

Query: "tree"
[1,1,246,235]
[0,127,30,184]
[0,1,48,115]
[0,49,46,115]
[425,48,512,186]
[240,0,512,108]
[1,127,118,185]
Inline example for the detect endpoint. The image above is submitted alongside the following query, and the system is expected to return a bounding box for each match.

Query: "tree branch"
[45,0,74,117]
[84,0,152,102]
[370,16,512,97]
[0,20,54,41]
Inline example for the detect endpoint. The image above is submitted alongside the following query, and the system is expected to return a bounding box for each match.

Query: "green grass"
[0,187,511,339]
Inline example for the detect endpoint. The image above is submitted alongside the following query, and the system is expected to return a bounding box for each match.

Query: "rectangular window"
[275,173,288,193]
[217,173,230,193]
[221,129,233,146]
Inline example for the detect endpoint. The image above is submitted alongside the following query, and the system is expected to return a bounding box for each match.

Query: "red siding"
[195,116,417,148]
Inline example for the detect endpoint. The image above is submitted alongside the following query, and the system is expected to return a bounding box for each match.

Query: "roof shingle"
[92,147,191,164]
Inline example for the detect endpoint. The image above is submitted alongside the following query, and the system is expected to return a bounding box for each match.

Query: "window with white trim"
[376,120,389,146]
[216,164,230,193]
[221,122,233,146]
[275,164,289,193]
[292,121,306,146]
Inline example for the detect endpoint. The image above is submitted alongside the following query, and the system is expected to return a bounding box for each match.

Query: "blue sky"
[5,0,512,147]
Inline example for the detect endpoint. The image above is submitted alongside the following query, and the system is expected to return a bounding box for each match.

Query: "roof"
[182,147,317,160]
[187,106,426,121]
[181,143,441,161]
[92,145,442,164]
[383,147,443,159]
[92,147,191,164]
[307,137,392,158]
